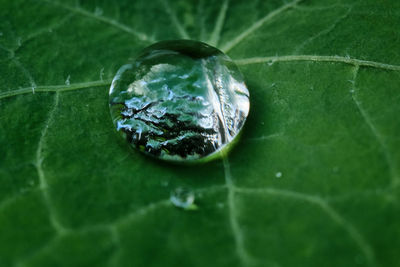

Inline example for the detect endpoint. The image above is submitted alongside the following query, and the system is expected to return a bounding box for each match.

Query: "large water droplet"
[170,187,197,210]
[109,40,250,162]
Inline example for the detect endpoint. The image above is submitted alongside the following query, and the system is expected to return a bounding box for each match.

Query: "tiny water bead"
[109,40,250,162]
[170,187,197,210]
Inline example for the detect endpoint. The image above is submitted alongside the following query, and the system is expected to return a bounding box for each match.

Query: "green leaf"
[1,0,399,266]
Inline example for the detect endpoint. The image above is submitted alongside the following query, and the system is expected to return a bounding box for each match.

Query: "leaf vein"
[234,55,400,71]
[15,13,75,54]
[11,58,37,93]
[197,0,207,41]
[350,66,399,187]
[235,187,377,267]
[223,157,254,266]
[42,0,155,42]
[0,79,112,100]
[293,5,353,54]
[221,0,303,52]
[35,92,68,234]
[161,0,190,39]
[208,0,229,47]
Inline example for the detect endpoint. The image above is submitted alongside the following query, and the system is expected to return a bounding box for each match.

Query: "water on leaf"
[109,40,250,162]
[170,187,197,210]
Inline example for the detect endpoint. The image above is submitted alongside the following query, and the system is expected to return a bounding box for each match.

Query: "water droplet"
[65,75,70,85]
[275,172,282,178]
[109,40,250,162]
[170,187,197,210]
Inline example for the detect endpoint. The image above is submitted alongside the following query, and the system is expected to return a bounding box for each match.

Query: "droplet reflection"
[109,40,250,162]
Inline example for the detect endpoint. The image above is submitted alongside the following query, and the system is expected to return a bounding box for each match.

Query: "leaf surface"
[1,0,399,266]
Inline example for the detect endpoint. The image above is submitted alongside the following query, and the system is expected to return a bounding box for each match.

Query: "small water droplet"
[275,172,282,178]
[161,181,169,187]
[65,75,70,85]
[109,40,250,162]
[170,187,197,210]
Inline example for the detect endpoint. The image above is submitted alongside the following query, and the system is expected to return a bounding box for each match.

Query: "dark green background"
[0,0,399,266]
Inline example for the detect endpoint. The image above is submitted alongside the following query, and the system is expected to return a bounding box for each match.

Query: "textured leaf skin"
[0,0,399,267]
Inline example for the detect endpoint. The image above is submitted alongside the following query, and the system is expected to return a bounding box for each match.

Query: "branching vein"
[350,66,399,187]
[11,58,37,93]
[234,55,400,71]
[1,55,398,101]
[161,0,190,39]
[221,0,303,52]
[0,79,112,100]
[19,14,74,48]
[104,184,227,267]
[223,156,253,266]
[197,0,206,42]
[208,0,229,47]
[113,199,171,228]
[235,187,377,267]
[35,92,68,234]
[42,0,154,42]
[293,5,353,54]
[109,184,226,228]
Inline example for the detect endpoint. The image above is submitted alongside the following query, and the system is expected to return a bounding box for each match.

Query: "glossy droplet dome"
[109,40,250,162]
